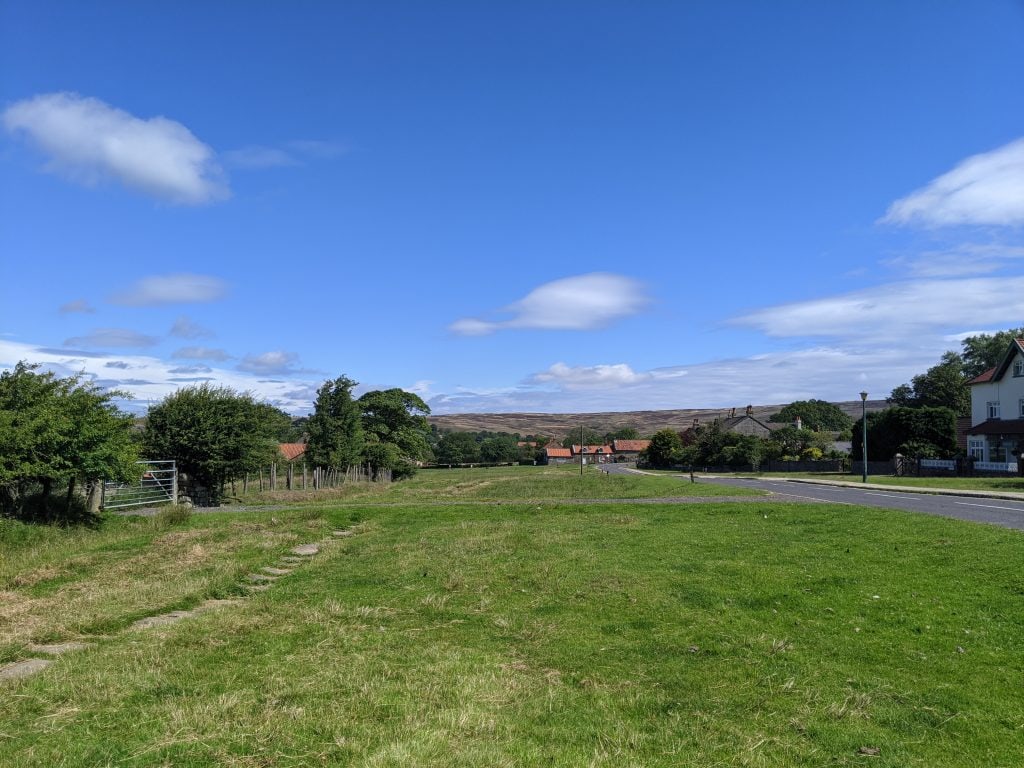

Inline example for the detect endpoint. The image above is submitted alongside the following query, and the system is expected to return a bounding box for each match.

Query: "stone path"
[0,527,357,685]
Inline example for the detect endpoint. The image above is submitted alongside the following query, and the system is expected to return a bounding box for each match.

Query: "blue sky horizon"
[2,2,1023,416]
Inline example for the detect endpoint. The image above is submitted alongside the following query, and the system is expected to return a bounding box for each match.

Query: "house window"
[988,401,1001,419]
[1020,398,1024,418]
[1014,359,1024,377]
[968,439,985,461]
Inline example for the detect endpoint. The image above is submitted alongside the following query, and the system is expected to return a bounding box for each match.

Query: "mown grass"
[2,473,1024,765]
[229,463,760,507]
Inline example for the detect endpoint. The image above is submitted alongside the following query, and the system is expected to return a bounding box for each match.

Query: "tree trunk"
[65,477,77,514]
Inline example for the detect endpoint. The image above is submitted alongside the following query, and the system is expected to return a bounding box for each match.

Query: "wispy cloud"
[236,350,300,375]
[171,346,232,362]
[105,361,131,369]
[3,92,228,205]
[111,274,227,306]
[882,137,1024,227]
[168,364,213,374]
[732,277,1024,339]
[528,362,656,389]
[450,273,650,336]
[63,328,159,349]
[884,243,1024,278]
[59,299,95,314]
[169,315,215,339]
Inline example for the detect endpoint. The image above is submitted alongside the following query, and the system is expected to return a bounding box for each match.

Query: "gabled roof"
[612,439,651,452]
[545,447,572,458]
[973,338,1024,384]
[571,444,613,455]
[279,443,306,461]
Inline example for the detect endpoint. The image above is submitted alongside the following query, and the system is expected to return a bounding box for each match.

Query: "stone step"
[0,658,53,682]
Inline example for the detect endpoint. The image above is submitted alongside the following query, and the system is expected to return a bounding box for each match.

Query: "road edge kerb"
[781,477,1024,502]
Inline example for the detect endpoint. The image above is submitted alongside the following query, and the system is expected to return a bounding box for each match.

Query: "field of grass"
[2,466,1024,766]
[229,463,761,506]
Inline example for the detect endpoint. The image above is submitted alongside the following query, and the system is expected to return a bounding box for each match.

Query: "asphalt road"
[697,475,1024,531]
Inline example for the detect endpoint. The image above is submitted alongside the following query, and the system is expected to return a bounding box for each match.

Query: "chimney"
[745,404,753,416]
[795,416,802,431]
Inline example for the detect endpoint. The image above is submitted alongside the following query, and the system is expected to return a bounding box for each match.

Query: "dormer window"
[1014,359,1024,377]
[988,401,1001,420]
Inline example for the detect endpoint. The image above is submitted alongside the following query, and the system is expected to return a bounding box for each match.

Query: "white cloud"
[63,328,158,348]
[237,350,300,375]
[884,243,1024,278]
[733,277,1024,339]
[0,340,317,415]
[59,299,95,314]
[169,315,215,339]
[529,362,654,389]
[111,274,227,306]
[882,137,1024,227]
[172,346,232,362]
[3,92,228,204]
[449,273,650,335]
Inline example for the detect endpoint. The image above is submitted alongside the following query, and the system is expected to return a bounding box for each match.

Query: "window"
[1020,398,1024,418]
[968,439,985,461]
[988,401,1001,419]
[1014,359,1024,377]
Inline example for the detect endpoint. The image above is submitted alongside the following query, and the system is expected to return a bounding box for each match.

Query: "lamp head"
[859,391,868,402]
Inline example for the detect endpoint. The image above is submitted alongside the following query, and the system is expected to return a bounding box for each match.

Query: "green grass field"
[2,466,1023,766]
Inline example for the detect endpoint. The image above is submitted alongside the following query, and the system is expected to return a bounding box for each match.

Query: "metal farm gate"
[102,460,178,511]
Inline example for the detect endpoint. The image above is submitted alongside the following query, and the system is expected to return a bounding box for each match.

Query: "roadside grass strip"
[2,496,1024,766]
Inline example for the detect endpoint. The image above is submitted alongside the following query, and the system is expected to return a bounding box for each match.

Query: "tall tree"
[434,432,481,464]
[143,384,281,504]
[358,389,431,461]
[768,399,853,431]
[961,327,1024,377]
[0,362,137,520]
[640,429,683,468]
[888,351,970,417]
[852,406,957,461]
[305,376,365,469]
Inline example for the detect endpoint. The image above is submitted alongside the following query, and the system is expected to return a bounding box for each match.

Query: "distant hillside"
[428,400,889,440]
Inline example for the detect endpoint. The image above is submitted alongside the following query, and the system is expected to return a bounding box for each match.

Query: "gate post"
[171,461,178,505]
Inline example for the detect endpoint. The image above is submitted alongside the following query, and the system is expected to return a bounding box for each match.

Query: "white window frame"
[1014,359,1024,377]
[968,439,985,461]
[988,401,1001,419]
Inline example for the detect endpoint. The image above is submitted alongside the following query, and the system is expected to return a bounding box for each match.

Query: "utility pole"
[580,424,584,477]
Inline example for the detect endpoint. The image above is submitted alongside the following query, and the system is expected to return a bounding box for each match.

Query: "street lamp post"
[860,391,868,483]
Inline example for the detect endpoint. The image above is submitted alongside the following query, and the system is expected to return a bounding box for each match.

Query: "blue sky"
[2,2,1023,415]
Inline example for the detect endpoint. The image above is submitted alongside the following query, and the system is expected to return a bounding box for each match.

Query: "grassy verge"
[2,494,1024,765]
[726,472,1024,493]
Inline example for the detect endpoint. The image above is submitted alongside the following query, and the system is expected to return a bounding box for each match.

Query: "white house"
[966,338,1024,467]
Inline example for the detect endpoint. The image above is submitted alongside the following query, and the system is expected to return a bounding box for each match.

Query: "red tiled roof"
[279,443,307,461]
[572,444,613,454]
[517,441,538,447]
[545,447,572,458]
[967,367,996,385]
[612,439,651,452]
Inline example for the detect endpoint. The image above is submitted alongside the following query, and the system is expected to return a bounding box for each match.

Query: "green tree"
[606,426,641,442]
[852,406,957,461]
[143,384,281,505]
[305,376,365,469]
[961,327,1024,377]
[888,351,969,416]
[480,435,519,463]
[358,388,431,479]
[0,362,138,520]
[768,399,853,431]
[640,429,683,468]
[434,432,481,464]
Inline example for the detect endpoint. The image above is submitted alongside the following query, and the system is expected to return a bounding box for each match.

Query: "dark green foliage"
[640,428,683,468]
[479,435,519,463]
[434,432,482,464]
[143,384,282,504]
[358,389,431,466]
[305,376,365,469]
[888,351,970,417]
[0,362,138,521]
[852,406,957,460]
[961,327,1024,377]
[768,399,853,431]
[765,426,836,461]
[606,426,641,441]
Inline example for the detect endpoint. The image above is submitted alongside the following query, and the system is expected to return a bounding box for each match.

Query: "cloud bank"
[3,92,228,204]
[111,274,227,306]
[450,273,650,335]
[882,137,1024,227]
